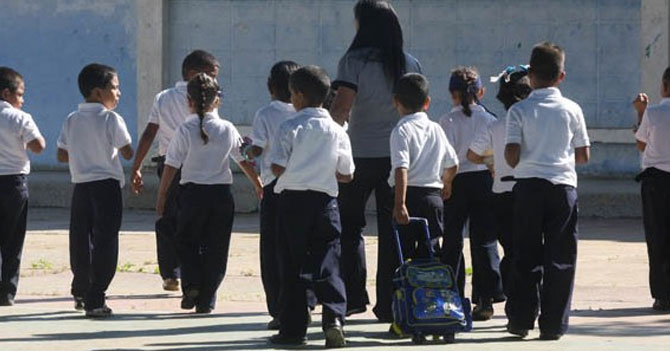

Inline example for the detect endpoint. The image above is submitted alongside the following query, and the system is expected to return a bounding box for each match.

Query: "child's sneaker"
[74,296,85,311]
[85,305,113,318]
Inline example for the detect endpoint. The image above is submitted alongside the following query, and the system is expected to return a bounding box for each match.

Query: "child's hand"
[441,183,453,201]
[156,195,166,217]
[393,203,410,225]
[130,168,144,194]
[633,93,649,115]
[255,184,264,201]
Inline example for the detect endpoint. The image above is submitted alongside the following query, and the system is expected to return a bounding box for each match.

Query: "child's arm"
[156,164,177,216]
[130,123,159,194]
[633,93,648,129]
[57,148,69,163]
[27,136,46,154]
[239,160,263,199]
[441,165,458,200]
[336,172,353,183]
[119,144,134,160]
[575,146,590,164]
[271,163,285,178]
[392,167,410,225]
[504,144,521,168]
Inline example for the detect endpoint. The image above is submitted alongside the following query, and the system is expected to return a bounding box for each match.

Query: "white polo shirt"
[270,107,355,197]
[505,87,590,188]
[0,101,43,175]
[165,113,244,185]
[439,104,496,174]
[636,98,670,173]
[147,81,219,156]
[250,100,296,186]
[57,103,132,187]
[470,115,515,193]
[388,112,458,188]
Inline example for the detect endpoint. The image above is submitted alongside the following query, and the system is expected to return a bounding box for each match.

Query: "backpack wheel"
[412,334,426,344]
[443,332,456,344]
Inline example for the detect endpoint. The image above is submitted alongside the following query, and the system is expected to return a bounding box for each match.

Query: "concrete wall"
[0,0,138,169]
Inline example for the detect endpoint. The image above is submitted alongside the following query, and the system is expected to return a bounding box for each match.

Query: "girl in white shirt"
[156,73,262,314]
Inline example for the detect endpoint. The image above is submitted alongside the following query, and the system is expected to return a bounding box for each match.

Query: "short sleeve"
[505,107,523,145]
[469,121,493,156]
[337,130,355,175]
[106,112,132,149]
[332,52,361,92]
[390,127,410,170]
[250,109,269,148]
[442,133,459,170]
[570,106,590,148]
[147,94,161,125]
[229,125,245,163]
[269,120,293,168]
[635,110,650,143]
[56,118,69,150]
[165,125,188,168]
[19,113,43,144]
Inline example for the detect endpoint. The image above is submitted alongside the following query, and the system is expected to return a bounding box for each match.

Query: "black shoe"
[267,317,281,330]
[85,305,113,318]
[181,289,199,310]
[472,302,494,321]
[195,306,212,314]
[0,297,14,307]
[539,332,563,341]
[652,299,670,311]
[506,324,529,338]
[324,319,346,348]
[345,306,366,317]
[268,333,307,346]
[372,306,393,322]
[73,296,85,311]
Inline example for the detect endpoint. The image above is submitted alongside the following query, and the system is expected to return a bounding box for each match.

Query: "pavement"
[1,209,668,350]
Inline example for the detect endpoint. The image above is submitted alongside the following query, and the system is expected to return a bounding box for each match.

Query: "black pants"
[277,190,346,338]
[156,159,180,280]
[640,169,670,301]
[506,178,578,335]
[442,171,503,303]
[338,157,393,319]
[69,179,122,310]
[176,183,234,310]
[260,179,282,317]
[395,187,443,261]
[0,175,29,303]
[492,191,514,300]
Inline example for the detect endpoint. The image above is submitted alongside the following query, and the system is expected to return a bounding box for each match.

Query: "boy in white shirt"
[130,50,220,292]
[57,63,134,317]
[244,61,300,329]
[0,67,45,306]
[268,66,353,348]
[633,67,670,311]
[504,42,590,340]
[389,73,458,260]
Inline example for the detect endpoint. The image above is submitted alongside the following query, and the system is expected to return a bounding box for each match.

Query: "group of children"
[2,38,670,347]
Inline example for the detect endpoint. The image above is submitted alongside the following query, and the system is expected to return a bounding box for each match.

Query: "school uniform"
[333,47,422,320]
[269,107,353,338]
[504,87,590,335]
[57,102,132,310]
[388,112,458,259]
[469,114,516,300]
[439,104,504,304]
[635,98,670,302]
[165,112,243,311]
[250,100,296,318]
[0,101,42,304]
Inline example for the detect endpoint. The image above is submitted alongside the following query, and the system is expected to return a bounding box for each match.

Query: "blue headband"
[449,74,482,94]
[490,65,529,83]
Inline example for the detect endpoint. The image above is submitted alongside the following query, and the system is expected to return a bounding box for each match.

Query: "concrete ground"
[1,209,668,350]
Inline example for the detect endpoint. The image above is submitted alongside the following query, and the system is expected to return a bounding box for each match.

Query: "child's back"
[0,102,41,175]
[440,106,495,174]
[149,84,192,156]
[637,100,670,171]
[252,101,295,185]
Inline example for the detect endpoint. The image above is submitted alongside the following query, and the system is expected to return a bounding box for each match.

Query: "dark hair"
[289,65,330,106]
[393,73,429,112]
[0,67,24,94]
[182,50,220,80]
[497,71,532,110]
[529,42,565,85]
[449,67,480,117]
[348,0,406,84]
[187,73,220,145]
[267,61,300,103]
[663,67,670,89]
[78,63,117,98]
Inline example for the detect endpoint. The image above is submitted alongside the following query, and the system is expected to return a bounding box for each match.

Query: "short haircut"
[0,67,24,93]
[529,42,565,84]
[78,63,117,98]
[267,61,300,102]
[663,67,670,87]
[289,65,330,106]
[393,73,429,112]
[182,50,219,80]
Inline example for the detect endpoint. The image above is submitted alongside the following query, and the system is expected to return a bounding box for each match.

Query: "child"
[244,60,300,329]
[439,67,504,321]
[504,42,590,340]
[130,50,220,292]
[268,66,353,348]
[467,66,532,310]
[633,67,670,312]
[156,73,262,314]
[389,73,458,260]
[57,63,134,317]
[0,67,45,306]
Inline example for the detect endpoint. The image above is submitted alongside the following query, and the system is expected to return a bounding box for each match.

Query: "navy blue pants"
[0,175,29,303]
[260,179,282,317]
[442,170,504,303]
[156,159,180,280]
[640,168,670,301]
[492,191,514,301]
[277,190,346,338]
[506,178,578,335]
[395,187,443,261]
[176,183,234,310]
[69,179,122,310]
[338,157,393,319]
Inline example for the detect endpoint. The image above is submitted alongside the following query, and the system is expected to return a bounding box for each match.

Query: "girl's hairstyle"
[393,73,429,112]
[495,67,532,110]
[449,66,482,117]
[348,0,406,84]
[0,67,24,94]
[529,42,564,85]
[267,61,300,103]
[662,67,670,89]
[182,50,220,80]
[187,73,220,145]
[78,63,117,98]
[289,65,330,106]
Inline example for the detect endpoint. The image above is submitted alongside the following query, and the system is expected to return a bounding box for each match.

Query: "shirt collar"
[0,100,13,109]
[300,107,330,118]
[529,87,562,98]
[399,111,428,123]
[270,100,294,111]
[660,98,670,106]
[450,104,485,113]
[175,81,188,89]
[78,102,107,112]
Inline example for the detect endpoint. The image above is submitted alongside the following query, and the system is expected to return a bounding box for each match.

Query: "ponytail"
[187,73,220,144]
[449,67,481,117]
